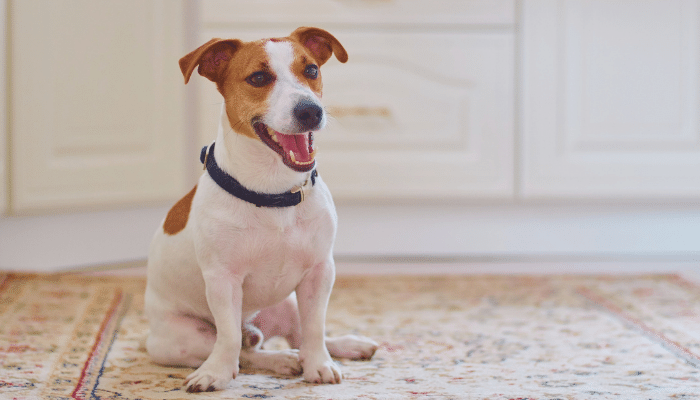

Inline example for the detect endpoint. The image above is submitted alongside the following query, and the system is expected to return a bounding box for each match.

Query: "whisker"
[323,106,340,129]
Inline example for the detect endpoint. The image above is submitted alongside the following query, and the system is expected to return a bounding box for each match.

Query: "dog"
[144,27,378,393]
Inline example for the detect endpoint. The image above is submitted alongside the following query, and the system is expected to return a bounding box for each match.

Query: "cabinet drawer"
[202,0,515,27]
[196,29,514,199]
[321,31,514,199]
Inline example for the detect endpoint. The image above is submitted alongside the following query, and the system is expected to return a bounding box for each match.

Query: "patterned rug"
[0,272,699,399]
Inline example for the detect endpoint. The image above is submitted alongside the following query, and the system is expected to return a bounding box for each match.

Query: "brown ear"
[179,38,242,84]
[289,27,348,66]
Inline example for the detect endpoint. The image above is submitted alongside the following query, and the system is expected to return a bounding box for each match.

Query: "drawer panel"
[202,0,515,27]
[195,29,514,199]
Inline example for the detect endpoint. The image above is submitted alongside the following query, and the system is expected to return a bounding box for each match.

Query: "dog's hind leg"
[325,335,378,360]
[146,313,302,376]
[252,293,379,361]
[146,313,216,368]
[238,322,302,376]
[251,293,302,348]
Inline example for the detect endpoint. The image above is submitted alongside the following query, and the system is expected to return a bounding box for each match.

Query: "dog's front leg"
[184,272,243,392]
[296,260,342,384]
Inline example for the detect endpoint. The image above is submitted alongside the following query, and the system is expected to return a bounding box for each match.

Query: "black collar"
[200,143,317,208]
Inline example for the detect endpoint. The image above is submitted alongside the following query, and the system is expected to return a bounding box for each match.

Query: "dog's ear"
[179,38,242,84]
[289,27,348,66]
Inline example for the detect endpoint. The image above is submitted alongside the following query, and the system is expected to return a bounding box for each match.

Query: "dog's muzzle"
[252,101,323,173]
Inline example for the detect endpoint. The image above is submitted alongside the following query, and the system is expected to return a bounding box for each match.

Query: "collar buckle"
[291,177,311,203]
[200,143,212,171]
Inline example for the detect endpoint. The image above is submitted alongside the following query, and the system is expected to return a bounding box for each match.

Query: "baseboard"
[39,259,700,280]
[0,206,169,272]
[333,202,700,257]
[333,260,700,276]
[1,203,699,272]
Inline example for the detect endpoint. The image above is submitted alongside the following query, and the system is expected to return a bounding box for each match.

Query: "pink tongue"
[276,132,311,162]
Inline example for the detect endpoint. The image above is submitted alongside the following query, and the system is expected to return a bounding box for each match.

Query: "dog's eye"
[303,64,318,80]
[246,71,274,87]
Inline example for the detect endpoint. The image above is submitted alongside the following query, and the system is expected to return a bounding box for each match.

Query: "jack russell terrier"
[144,27,378,393]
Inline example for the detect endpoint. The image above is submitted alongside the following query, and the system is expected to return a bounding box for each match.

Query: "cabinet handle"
[327,106,392,119]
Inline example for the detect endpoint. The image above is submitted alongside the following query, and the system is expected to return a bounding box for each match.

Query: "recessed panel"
[50,4,154,157]
[321,61,471,151]
[563,0,699,151]
[11,1,186,212]
[522,0,700,199]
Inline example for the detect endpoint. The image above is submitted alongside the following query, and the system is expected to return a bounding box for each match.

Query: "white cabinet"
[9,0,187,213]
[2,0,700,271]
[521,0,700,199]
[5,0,699,212]
[197,0,516,200]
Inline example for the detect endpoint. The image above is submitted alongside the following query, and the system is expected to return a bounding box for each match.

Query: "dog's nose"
[293,101,323,131]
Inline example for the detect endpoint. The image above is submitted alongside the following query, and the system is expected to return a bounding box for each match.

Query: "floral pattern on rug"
[0,272,698,399]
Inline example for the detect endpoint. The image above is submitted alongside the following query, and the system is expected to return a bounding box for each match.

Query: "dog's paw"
[240,348,302,376]
[242,323,263,349]
[270,349,302,376]
[302,355,342,384]
[184,363,236,393]
[326,334,379,360]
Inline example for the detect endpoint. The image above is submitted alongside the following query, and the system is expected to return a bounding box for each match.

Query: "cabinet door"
[522,0,700,199]
[10,0,186,213]
[197,29,515,200]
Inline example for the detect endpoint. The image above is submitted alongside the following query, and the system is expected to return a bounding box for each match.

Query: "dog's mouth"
[253,121,316,172]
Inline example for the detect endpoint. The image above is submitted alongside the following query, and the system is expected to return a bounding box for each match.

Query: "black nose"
[293,101,323,131]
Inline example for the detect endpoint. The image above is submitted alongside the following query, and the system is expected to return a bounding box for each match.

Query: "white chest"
[236,210,330,311]
[192,179,337,313]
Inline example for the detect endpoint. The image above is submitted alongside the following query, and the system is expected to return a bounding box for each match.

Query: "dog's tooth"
[271,133,279,143]
[288,149,317,165]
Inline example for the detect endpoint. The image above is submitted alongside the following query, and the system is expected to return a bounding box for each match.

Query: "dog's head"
[180,27,347,173]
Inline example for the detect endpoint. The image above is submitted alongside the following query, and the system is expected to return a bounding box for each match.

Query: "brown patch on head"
[219,41,274,139]
[288,27,348,66]
[163,185,197,236]
[286,27,347,98]
[179,39,242,86]
[290,50,324,96]
[179,28,347,140]
[179,38,272,140]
